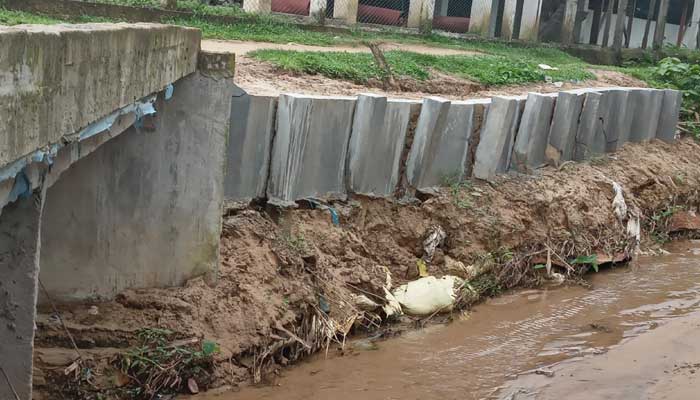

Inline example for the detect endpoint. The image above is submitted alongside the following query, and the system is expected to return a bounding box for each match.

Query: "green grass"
[76,0,246,17]
[172,17,343,45]
[251,49,593,85]
[0,8,63,24]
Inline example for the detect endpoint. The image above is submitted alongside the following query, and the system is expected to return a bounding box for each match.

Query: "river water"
[201,241,700,400]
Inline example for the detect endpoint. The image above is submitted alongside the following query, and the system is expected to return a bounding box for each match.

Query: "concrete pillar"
[243,0,272,14]
[501,0,518,39]
[310,0,327,19]
[0,190,45,400]
[518,0,544,41]
[40,72,232,302]
[653,0,670,49]
[613,0,629,50]
[469,0,500,37]
[687,0,700,49]
[333,0,359,23]
[407,0,437,29]
[562,0,579,44]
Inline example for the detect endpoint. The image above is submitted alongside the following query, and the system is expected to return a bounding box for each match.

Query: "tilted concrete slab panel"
[512,93,556,173]
[657,89,683,143]
[473,96,524,180]
[348,95,420,197]
[225,93,277,203]
[601,88,634,152]
[548,90,585,164]
[39,72,231,301]
[268,94,356,205]
[574,91,608,161]
[629,89,664,143]
[408,97,489,189]
[0,191,44,400]
[0,23,200,168]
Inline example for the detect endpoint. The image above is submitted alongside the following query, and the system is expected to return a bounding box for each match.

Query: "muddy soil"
[234,56,647,99]
[34,139,700,398]
[209,240,700,400]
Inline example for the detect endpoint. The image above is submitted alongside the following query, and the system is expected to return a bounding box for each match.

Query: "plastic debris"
[422,225,446,262]
[352,294,380,311]
[87,306,99,316]
[611,182,627,223]
[392,275,464,316]
[538,64,559,71]
[417,259,429,277]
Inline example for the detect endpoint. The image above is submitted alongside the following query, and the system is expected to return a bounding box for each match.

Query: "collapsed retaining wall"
[225,87,682,204]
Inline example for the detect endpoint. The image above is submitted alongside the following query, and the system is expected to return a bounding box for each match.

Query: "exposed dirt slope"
[35,139,700,399]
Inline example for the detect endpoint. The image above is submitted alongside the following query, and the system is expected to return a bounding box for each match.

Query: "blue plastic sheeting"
[0,94,159,198]
[78,95,157,141]
[165,84,174,100]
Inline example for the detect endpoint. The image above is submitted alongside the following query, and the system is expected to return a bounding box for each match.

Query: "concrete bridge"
[0,23,237,399]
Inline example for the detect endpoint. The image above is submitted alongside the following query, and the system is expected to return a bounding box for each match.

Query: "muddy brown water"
[200,241,700,400]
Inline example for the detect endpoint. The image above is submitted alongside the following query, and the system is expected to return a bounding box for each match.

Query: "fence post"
[562,0,578,44]
[653,0,670,50]
[242,0,271,14]
[407,0,436,30]
[468,0,499,37]
[333,0,359,23]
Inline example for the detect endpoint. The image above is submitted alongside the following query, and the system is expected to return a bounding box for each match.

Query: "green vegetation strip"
[251,49,593,86]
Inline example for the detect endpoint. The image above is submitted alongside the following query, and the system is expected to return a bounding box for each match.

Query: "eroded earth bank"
[35,138,700,399]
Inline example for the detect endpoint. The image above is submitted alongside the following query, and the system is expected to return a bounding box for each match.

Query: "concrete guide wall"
[348,95,419,197]
[231,87,681,204]
[39,72,232,302]
[0,23,200,169]
[267,94,356,206]
[0,191,44,400]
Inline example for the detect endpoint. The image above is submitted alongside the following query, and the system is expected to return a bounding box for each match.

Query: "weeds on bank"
[114,328,220,399]
[652,57,700,139]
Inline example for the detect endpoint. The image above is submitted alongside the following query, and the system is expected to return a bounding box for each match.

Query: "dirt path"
[498,310,700,399]
[234,55,648,99]
[203,39,647,99]
[201,39,482,56]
